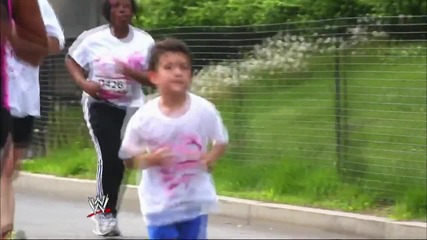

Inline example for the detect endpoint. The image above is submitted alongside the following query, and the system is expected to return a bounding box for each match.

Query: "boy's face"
[150,52,192,94]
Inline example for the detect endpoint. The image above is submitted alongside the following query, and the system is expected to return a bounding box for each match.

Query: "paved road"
[14,189,363,239]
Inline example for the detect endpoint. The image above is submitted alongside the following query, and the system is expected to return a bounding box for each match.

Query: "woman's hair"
[102,0,138,23]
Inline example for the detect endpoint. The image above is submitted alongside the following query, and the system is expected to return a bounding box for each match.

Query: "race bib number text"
[99,78,128,93]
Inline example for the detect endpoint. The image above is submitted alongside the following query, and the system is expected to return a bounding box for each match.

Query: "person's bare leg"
[3,148,25,230]
[0,136,14,237]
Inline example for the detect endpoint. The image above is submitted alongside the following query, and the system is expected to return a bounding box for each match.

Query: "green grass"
[22,42,426,221]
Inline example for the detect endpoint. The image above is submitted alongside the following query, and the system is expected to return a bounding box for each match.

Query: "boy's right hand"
[146,147,174,167]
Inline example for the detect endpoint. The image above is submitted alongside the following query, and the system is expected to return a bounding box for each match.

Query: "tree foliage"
[135,0,426,29]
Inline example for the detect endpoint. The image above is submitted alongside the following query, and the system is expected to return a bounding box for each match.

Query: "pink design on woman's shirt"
[92,52,144,101]
[127,52,145,69]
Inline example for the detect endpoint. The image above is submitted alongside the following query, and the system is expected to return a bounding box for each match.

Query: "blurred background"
[22,0,426,222]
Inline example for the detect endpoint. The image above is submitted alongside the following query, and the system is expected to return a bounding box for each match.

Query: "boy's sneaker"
[91,213,121,237]
[2,230,26,240]
[105,225,121,237]
[14,231,26,239]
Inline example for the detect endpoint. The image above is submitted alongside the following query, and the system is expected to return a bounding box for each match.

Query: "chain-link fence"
[30,15,426,202]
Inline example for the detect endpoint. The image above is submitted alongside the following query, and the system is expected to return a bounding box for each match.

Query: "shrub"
[191,16,388,98]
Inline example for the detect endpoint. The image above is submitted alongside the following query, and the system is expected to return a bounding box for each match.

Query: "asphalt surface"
[13,189,364,239]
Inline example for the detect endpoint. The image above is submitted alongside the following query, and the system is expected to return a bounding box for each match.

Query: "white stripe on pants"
[82,98,104,197]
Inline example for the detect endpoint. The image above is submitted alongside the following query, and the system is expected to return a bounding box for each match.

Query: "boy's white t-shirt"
[119,93,229,226]
[68,25,154,108]
[7,0,65,117]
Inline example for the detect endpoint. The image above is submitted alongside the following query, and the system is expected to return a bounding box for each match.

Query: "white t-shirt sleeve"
[119,110,146,160]
[38,0,65,49]
[205,103,229,144]
[67,34,91,70]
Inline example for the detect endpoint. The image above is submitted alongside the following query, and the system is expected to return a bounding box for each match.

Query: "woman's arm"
[47,36,61,55]
[121,66,154,87]
[0,7,8,42]
[65,56,101,99]
[8,0,49,66]
[65,56,87,89]
[115,38,156,88]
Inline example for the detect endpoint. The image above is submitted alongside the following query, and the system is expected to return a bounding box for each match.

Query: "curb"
[15,171,426,239]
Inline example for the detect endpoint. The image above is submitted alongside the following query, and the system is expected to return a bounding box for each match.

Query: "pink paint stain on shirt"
[175,160,200,172]
[1,43,7,109]
[99,90,129,100]
[127,53,145,69]
[1,0,13,109]
[158,134,204,199]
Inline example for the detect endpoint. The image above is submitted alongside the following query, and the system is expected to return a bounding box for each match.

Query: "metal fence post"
[342,45,349,174]
[334,40,343,175]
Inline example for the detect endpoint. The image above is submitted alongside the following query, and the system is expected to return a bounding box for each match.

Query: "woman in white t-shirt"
[65,0,155,237]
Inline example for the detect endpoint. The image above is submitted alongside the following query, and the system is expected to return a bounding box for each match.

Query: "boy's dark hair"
[148,38,193,71]
[102,0,138,23]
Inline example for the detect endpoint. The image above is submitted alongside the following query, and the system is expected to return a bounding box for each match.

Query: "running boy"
[119,38,229,239]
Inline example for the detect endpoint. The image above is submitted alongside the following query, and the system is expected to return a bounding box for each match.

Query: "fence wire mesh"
[31,15,426,200]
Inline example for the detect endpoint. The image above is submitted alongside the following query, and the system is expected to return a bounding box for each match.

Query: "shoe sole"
[91,216,121,237]
[92,229,121,237]
[104,230,121,237]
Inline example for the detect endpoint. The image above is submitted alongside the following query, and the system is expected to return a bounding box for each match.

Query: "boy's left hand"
[201,154,215,173]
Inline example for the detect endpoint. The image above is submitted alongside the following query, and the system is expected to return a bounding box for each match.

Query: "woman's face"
[109,0,133,26]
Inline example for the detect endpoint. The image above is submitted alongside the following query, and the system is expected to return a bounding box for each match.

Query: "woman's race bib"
[97,77,129,100]
[92,58,130,100]
[99,77,128,93]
